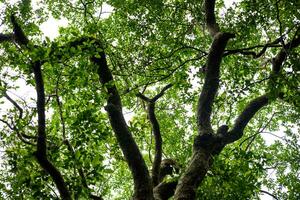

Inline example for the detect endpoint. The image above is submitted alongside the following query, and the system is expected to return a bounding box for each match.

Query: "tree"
[0,0,299,199]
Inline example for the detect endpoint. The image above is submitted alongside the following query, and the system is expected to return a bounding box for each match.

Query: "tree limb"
[260,190,279,200]
[197,32,234,135]
[2,91,23,119]
[32,61,71,199]
[8,15,72,199]
[174,2,235,199]
[55,89,103,199]
[10,14,29,46]
[224,31,300,145]
[91,48,153,199]
[153,180,178,200]
[137,84,172,186]
[224,95,269,144]
[204,0,219,37]
[0,33,14,43]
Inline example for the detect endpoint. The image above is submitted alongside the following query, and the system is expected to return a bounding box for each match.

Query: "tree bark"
[9,15,72,200]
[92,52,153,200]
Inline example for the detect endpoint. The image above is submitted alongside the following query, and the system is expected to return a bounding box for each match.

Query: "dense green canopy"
[0,0,299,199]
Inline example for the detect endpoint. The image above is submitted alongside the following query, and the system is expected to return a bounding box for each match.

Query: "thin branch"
[260,190,279,200]
[224,25,298,58]
[275,0,283,36]
[224,43,281,58]
[0,118,35,145]
[152,84,173,102]
[54,85,102,199]
[244,112,276,151]
[3,91,23,119]
[137,84,172,186]
[9,15,71,199]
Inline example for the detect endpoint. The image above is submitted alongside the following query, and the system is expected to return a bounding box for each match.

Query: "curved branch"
[197,32,234,135]
[224,95,269,144]
[32,61,71,199]
[92,50,153,199]
[137,84,172,186]
[224,31,300,145]
[260,190,279,200]
[8,16,72,199]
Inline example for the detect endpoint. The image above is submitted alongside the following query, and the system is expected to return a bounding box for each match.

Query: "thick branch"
[92,50,153,199]
[153,181,178,200]
[8,15,71,199]
[32,61,71,199]
[224,95,269,144]
[204,0,220,36]
[148,102,162,187]
[272,33,300,73]
[197,32,234,135]
[224,31,300,144]
[0,33,14,43]
[10,15,29,46]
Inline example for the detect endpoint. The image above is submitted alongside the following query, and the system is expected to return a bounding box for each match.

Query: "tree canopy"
[0,0,299,199]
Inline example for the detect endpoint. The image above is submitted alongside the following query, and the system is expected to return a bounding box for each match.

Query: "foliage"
[0,0,299,199]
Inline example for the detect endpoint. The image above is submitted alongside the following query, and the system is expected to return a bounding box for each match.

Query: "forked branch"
[137,84,173,186]
[224,31,300,145]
